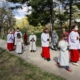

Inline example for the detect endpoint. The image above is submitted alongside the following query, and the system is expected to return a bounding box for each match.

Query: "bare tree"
[0,1,16,35]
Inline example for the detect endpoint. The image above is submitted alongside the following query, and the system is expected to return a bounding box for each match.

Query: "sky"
[0,0,60,20]
[0,0,32,19]
[1,0,80,22]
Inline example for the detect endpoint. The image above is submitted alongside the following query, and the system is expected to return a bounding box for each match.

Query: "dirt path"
[0,39,80,80]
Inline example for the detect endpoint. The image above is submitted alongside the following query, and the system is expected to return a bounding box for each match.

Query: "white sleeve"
[41,33,47,43]
[58,41,60,48]
[21,38,23,43]
[20,32,22,37]
[29,35,31,42]
[12,34,14,40]
[34,35,37,41]
[14,32,17,38]
[69,32,76,43]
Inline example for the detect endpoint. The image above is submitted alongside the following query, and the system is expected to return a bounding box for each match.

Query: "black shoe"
[33,50,35,52]
[30,50,32,52]
[18,53,20,55]
[55,49,57,51]
[41,56,43,58]
[47,58,51,61]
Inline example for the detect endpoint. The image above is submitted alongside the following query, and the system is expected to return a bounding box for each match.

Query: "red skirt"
[7,43,14,51]
[41,47,50,59]
[70,50,79,62]
[78,49,80,57]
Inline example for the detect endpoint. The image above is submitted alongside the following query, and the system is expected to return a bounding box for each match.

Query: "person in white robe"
[56,35,72,72]
[68,25,79,66]
[52,30,59,51]
[41,28,51,61]
[15,33,23,54]
[7,31,14,51]
[78,30,80,60]
[14,27,22,45]
[29,32,37,52]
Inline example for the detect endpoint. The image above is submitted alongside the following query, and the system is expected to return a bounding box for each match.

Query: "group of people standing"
[41,24,80,72]
[7,28,23,54]
[7,28,37,54]
[6,24,80,72]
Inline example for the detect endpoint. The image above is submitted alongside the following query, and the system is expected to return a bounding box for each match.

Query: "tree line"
[6,0,80,32]
[0,2,16,35]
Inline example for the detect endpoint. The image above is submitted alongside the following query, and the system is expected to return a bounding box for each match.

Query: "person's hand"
[30,40,32,41]
[77,37,79,40]
[33,40,35,42]
[47,39,49,41]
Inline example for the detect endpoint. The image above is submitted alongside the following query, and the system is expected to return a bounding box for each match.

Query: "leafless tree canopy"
[0,1,16,35]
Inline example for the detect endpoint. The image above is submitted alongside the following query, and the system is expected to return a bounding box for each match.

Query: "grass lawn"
[0,48,65,80]
[0,35,7,40]
[35,32,42,46]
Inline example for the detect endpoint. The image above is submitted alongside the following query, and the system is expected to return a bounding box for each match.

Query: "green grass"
[0,48,66,80]
[35,32,42,46]
[0,35,7,40]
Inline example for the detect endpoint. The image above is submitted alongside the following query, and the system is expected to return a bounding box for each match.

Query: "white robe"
[78,35,80,49]
[14,31,22,45]
[78,41,80,49]
[58,40,69,66]
[41,33,50,47]
[69,31,79,49]
[15,38,23,53]
[52,33,58,45]
[29,34,37,51]
[7,33,14,43]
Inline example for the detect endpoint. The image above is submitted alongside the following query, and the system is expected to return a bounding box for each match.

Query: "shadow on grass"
[0,56,11,64]
[0,49,13,64]
[0,48,66,80]
[0,49,6,54]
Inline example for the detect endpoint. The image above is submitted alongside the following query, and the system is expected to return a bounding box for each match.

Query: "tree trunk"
[69,0,73,32]
[59,2,63,32]
[50,0,54,31]
[49,0,54,38]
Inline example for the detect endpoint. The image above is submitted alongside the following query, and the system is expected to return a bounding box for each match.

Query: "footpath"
[0,39,80,80]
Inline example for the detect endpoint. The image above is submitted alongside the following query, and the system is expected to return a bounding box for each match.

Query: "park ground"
[0,48,65,80]
[0,39,80,80]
